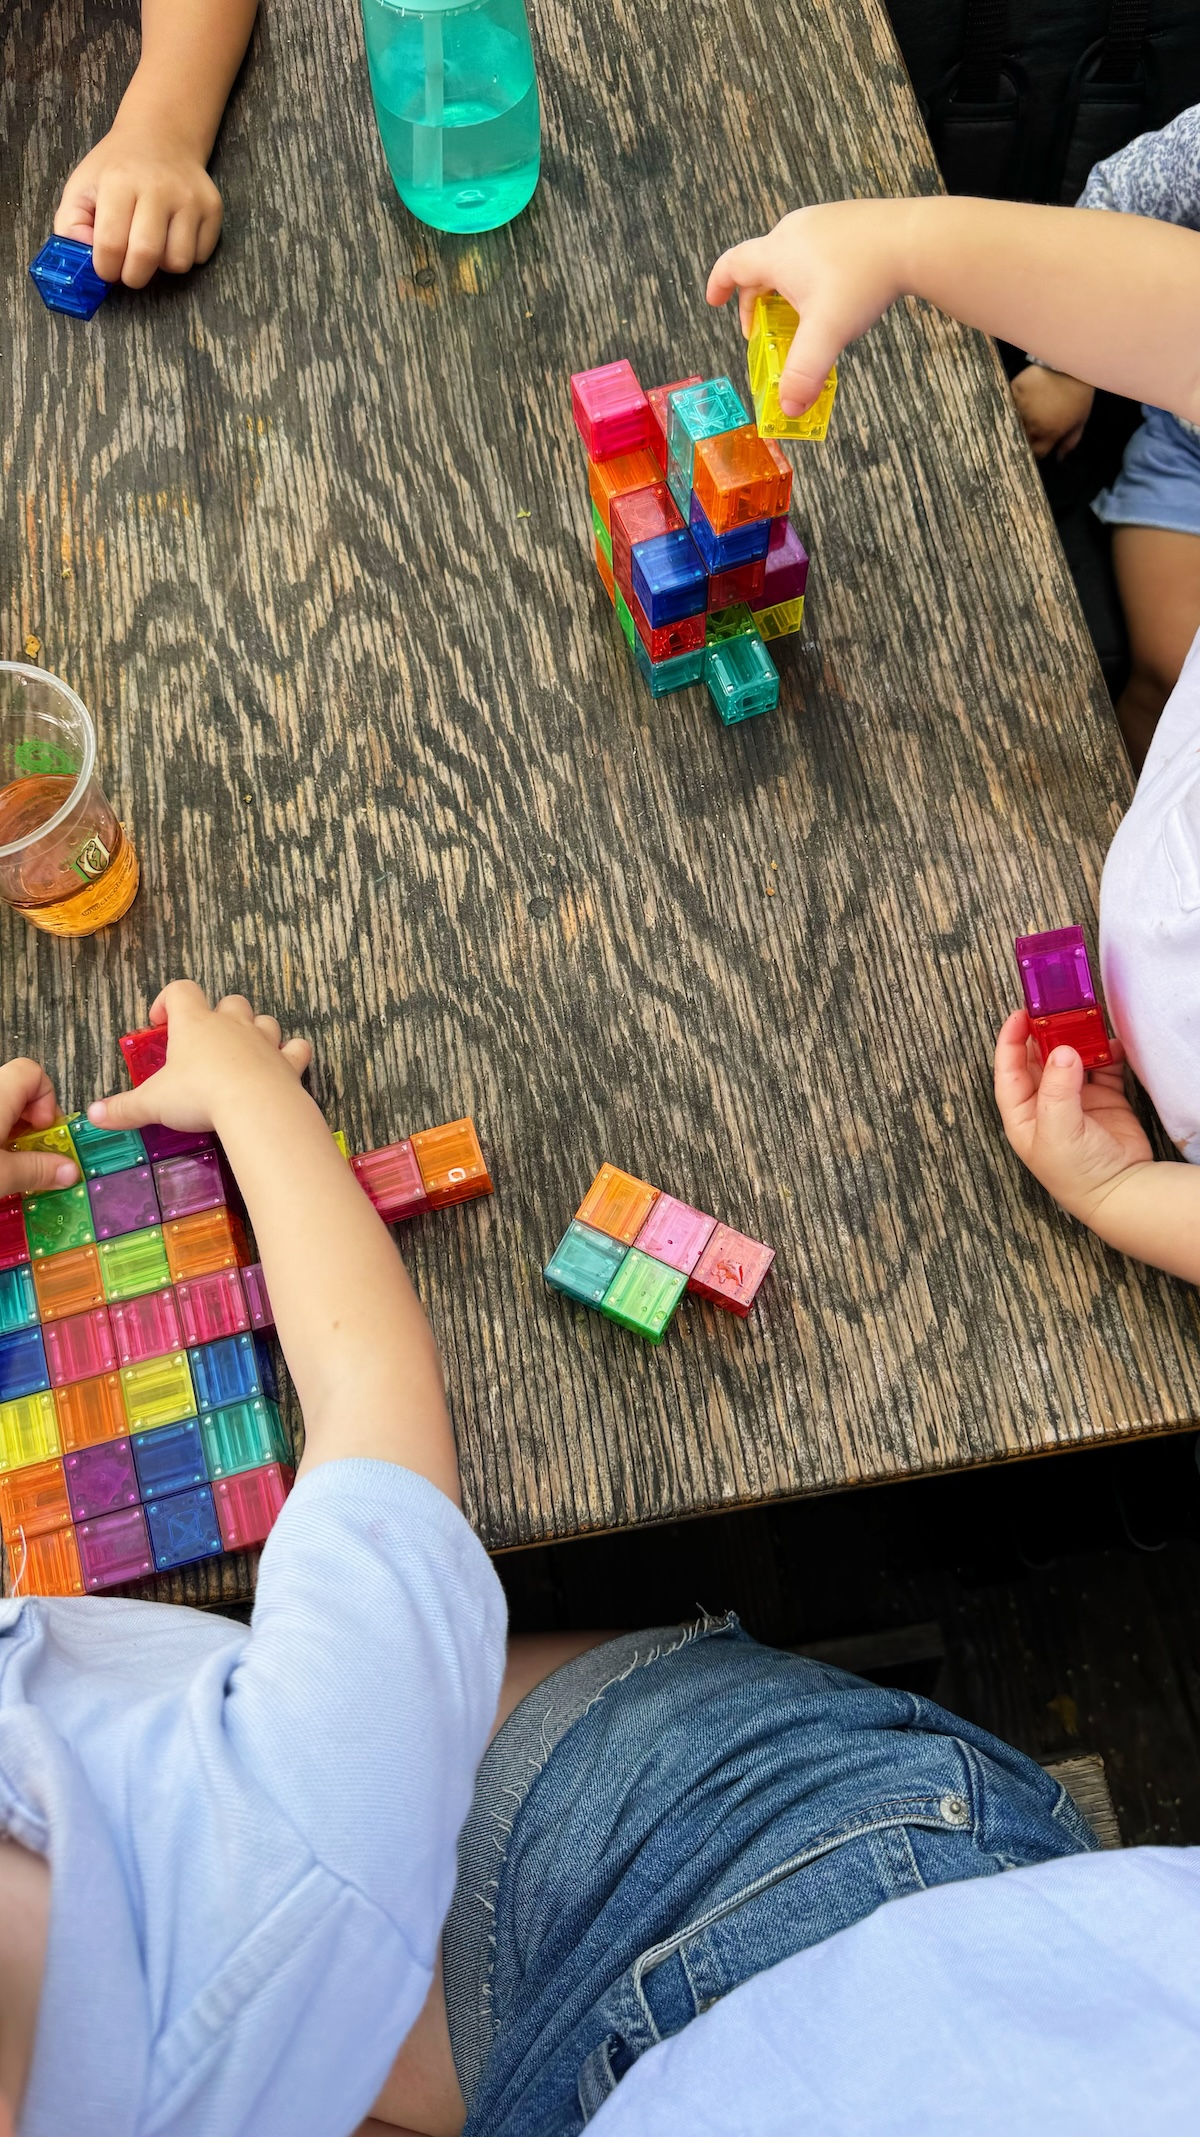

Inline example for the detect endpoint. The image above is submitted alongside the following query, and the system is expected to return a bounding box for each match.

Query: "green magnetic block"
[591,500,613,562]
[599,1247,687,1343]
[544,1221,629,1308]
[98,1226,171,1302]
[706,603,758,646]
[0,1264,37,1337]
[120,1351,197,1433]
[66,1113,148,1179]
[615,589,636,650]
[198,1395,291,1479]
[23,1182,94,1258]
[705,633,780,725]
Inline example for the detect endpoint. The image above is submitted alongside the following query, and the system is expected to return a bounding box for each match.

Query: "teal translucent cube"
[98,1226,171,1302]
[633,637,706,698]
[0,1263,37,1337]
[705,634,780,725]
[23,1182,95,1258]
[666,378,749,485]
[198,1396,291,1479]
[66,1114,148,1179]
[544,1221,629,1308]
[599,1248,687,1343]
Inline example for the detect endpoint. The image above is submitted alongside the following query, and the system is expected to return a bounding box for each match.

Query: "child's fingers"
[53,184,98,244]
[195,196,224,267]
[993,1009,1037,1120]
[778,308,844,417]
[163,205,203,275]
[216,995,257,1025]
[705,238,771,312]
[149,978,206,1027]
[122,191,171,287]
[280,1037,313,1076]
[0,1149,80,1195]
[1033,1045,1088,1145]
[87,1081,165,1132]
[90,173,138,283]
[0,1059,60,1143]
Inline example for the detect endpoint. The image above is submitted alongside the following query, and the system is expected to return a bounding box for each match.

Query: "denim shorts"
[1092,404,1200,535]
[444,1616,1096,2137]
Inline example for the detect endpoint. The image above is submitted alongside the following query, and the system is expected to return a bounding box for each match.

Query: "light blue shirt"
[0,1459,507,2137]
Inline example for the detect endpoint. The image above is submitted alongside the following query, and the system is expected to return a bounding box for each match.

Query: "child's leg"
[1112,524,1200,769]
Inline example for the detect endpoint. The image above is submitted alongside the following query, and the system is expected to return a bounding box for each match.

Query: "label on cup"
[14,737,79,777]
[70,832,111,882]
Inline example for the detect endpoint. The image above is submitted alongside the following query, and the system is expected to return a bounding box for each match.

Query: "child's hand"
[88,982,312,1135]
[1010,365,1095,460]
[54,123,223,287]
[993,1009,1153,1227]
[0,1060,80,1196]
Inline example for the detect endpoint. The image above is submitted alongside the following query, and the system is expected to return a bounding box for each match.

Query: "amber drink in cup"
[0,664,139,935]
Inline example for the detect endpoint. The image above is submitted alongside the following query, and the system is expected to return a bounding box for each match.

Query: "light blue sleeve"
[1078,101,1200,227]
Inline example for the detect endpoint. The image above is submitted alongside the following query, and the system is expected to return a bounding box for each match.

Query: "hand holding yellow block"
[748,293,837,441]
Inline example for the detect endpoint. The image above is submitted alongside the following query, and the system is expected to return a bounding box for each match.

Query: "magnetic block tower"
[0,1028,492,1597]
[28,237,110,321]
[545,1163,774,1342]
[570,353,814,724]
[1014,925,1113,1068]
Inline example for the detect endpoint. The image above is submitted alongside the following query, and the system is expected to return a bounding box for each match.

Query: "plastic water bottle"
[361,0,540,235]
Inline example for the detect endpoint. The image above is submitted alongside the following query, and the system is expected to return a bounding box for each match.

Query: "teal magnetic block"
[705,634,780,725]
[666,378,749,485]
[632,636,706,698]
[0,1264,37,1337]
[198,1396,291,1479]
[599,1248,687,1342]
[66,1114,148,1179]
[544,1221,629,1308]
[23,1182,94,1258]
[666,449,691,522]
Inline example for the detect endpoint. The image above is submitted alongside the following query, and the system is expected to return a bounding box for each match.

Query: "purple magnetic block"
[64,1437,139,1521]
[152,1148,239,1222]
[110,1287,184,1366]
[632,1195,719,1277]
[76,1504,154,1590]
[44,1306,118,1387]
[174,1268,250,1347]
[87,1164,160,1241]
[753,518,809,609]
[241,1263,274,1330]
[140,1124,218,1163]
[1014,926,1097,1019]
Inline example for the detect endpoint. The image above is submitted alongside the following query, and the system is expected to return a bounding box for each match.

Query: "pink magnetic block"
[76,1504,154,1590]
[119,1026,168,1086]
[752,518,809,609]
[570,360,651,462]
[687,1225,775,1316]
[174,1268,250,1347]
[141,1124,217,1163]
[632,1195,718,1277]
[44,1306,118,1386]
[152,1148,239,1222]
[1014,925,1096,1019]
[241,1264,274,1330]
[87,1164,160,1240]
[215,1462,294,1550]
[110,1287,183,1366]
[351,1142,431,1223]
[64,1437,139,1521]
[0,1197,29,1272]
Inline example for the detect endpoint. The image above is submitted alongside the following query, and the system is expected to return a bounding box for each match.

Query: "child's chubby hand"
[993,1008,1153,1227]
[54,119,223,288]
[88,981,312,1137]
[1010,364,1095,461]
[0,1060,82,1197]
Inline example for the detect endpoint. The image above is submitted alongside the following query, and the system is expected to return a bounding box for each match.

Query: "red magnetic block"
[174,1269,250,1347]
[44,1306,119,1387]
[570,360,651,462]
[610,482,684,603]
[633,1195,718,1277]
[119,1026,168,1086]
[628,586,706,665]
[707,555,767,611]
[241,1263,274,1331]
[687,1225,775,1316]
[646,376,703,470]
[0,1198,29,1273]
[351,1141,431,1223]
[110,1287,184,1366]
[214,1462,294,1551]
[1031,1004,1113,1070]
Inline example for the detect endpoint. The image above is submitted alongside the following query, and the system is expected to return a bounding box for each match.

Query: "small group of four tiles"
[545,1163,774,1342]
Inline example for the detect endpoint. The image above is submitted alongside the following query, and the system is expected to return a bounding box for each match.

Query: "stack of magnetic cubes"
[545,1163,774,1343]
[570,358,811,723]
[1014,925,1113,1068]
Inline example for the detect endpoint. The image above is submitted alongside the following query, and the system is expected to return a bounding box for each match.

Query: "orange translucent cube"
[576,1164,659,1245]
[164,1208,251,1282]
[54,1371,128,1451]
[691,426,790,533]
[587,449,664,533]
[0,1456,73,1539]
[8,1524,84,1596]
[31,1242,105,1323]
[411,1120,493,1209]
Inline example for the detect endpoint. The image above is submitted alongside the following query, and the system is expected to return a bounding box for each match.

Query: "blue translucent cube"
[188,1332,277,1411]
[28,237,110,320]
[131,1417,208,1501]
[0,1264,38,1339]
[666,378,749,483]
[706,635,781,724]
[631,531,707,630]
[544,1221,630,1308]
[633,637,707,698]
[688,491,772,574]
[0,1327,50,1402]
[145,1484,224,1570]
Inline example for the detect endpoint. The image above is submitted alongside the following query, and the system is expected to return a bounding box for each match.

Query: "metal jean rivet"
[940,1792,969,1825]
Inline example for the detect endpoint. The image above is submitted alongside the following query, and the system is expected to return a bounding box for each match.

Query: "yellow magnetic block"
[755,596,805,641]
[6,1120,77,1162]
[0,1392,61,1473]
[119,1352,197,1433]
[748,292,837,441]
[331,1130,349,1160]
[754,368,837,442]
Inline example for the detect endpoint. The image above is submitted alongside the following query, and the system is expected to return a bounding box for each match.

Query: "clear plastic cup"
[0,664,139,935]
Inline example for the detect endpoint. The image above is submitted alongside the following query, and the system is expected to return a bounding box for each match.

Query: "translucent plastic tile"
[590,497,610,552]
[692,425,790,533]
[44,1307,118,1388]
[600,1248,687,1343]
[748,295,838,440]
[756,518,810,609]
[99,1226,171,1302]
[164,1208,251,1283]
[595,538,616,605]
[708,556,767,612]
[214,1462,293,1551]
[66,1114,147,1179]
[544,1221,630,1308]
[241,1264,274,1330]
[705,634,780,725]
[0,1199,29,1273]
[189,1333,275,1411]
[633,637,707,698]
[611,482,683,603]
[199,1396,291,1480]
[411,1119,492,1208]
[0,1391,60,1473]
[140,1123,216,1163]
[351,1141,431,1223]
[110,1287,184,1367]
[8,1524,84,1596]
[1014,925,1097,1019]
[76,1504,154,1590]
[754,596,805,642]
[54,1371,127,1452]
[570,360,651,461]
[666,378,750,483]
[706,604,759,646]
[629,587,706,667]
[146,1484,224,1570]
[587,449,663,535]
[615,588,637,650]
[28,234,109,320]
[152,1149,237,1222]
[645,375,702,470]
[331,1130,349,1160]
[576,1164,659,1246]
[0,1263,38,1337]
[131,1415,206,1500]
[665,447,692,523]
[630,531,708,631]
[633,1196,718,1277]
[64,1436,139,1521]
[0,1456,72,1539]
[120,1352,196,1434]
[688,1224,775,1315]
[0,1328,51,1402]
[87,1164,160,1240]
[23,1182,94,1258]
[1029,1005,1112,1071]
[31,1243,105,1324]
[688,490,771,575]
[174,1268,251,1347]
[754,367,837,443]
[7,1120,77,1163]
[118,1025,168,1085]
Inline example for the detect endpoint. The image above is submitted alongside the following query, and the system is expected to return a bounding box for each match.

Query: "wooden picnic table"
[5,0,1200,1605]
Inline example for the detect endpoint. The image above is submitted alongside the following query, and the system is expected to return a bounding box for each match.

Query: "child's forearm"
[1078,1161,1200,1285]
[117,0,258,161]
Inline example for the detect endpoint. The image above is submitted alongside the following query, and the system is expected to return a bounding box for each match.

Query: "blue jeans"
[445,1619,1095,2137]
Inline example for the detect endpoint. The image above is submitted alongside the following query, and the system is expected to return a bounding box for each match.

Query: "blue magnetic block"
[544,1221,629,1308]
[666,378,749,483]
[706,634,781,725]
[666,450,692,523]
[0,1264,38,1338]
[688,491,771,573]
[630,531,707,630]
[145,1484,223,1570]
[28,237,110,320]
[0,1327,50,1402]
[188,1332,276,1411]
[131,1417,208,1501]
[633,636,707,698]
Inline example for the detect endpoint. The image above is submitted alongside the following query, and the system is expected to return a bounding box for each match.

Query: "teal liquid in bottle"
[361,0,540,235]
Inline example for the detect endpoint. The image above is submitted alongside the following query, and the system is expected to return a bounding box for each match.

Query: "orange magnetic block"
[7,1523,84,1596]
[587,449,664,533]
[164,1208,251,1283]
[411,1119,492,1209]
[691,426,788,533]
[576,1164,659,1245]
[762,437,792,511]
[595,538,616,604]
[31,1242,105,1324]
[0,1456,72,1539]
[54,1371,128,1452]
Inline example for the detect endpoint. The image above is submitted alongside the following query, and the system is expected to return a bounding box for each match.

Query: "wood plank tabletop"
[5,0,1200,1600]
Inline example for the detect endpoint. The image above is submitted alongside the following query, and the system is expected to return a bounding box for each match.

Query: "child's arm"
[0,1060,80,1196]
[994,1012,1200,1281]
[54,0,258,287]
[88,981,462,1502]
[707,197,1200,428]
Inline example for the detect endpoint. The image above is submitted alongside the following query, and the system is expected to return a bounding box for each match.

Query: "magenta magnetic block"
[214,1462,293,1550]
[87,1164,160,1241]
[64,1437,139,1521]
[152,1148,239,1222]
[174,1269,251,1347]
[752,518,809,610]
[570,360,651,461]
[76,1503,154,1590]
[119,1027,168,1086]
[0,1198,29,1273]
[110,1287,184,1366]
[44,1306,118,1387]
[632,1195,718,1277]
[241,1264,274,1331]
[140,1124,217,1163]
[687,1225,775,1316]
[351,1142,431,1223]
[1014,925,1097,1019]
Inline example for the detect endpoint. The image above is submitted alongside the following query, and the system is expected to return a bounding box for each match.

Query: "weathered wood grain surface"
[5,0,1199,1602]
